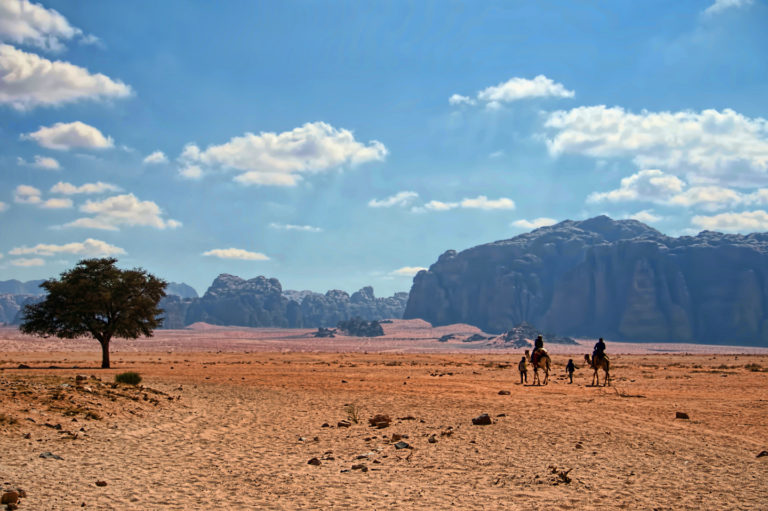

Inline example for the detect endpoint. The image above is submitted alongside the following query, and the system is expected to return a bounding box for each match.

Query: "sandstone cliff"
[404,216,768,346]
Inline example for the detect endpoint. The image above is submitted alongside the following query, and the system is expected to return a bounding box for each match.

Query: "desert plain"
[1,320,767,510]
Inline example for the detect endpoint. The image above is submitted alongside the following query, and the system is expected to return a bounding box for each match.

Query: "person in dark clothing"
[532,335,544,365]
[593,337,606,362]
[518,356,528,384]
[565,359,576,384]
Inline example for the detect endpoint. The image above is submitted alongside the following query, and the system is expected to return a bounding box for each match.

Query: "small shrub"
[344,404,361,424]
[115,372,142,385]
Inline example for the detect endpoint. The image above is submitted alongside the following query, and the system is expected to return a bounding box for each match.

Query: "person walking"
[565,358,576,384]
[518,356,528,384]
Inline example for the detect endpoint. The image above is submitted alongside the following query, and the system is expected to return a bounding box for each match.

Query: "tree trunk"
[100,337,111,369]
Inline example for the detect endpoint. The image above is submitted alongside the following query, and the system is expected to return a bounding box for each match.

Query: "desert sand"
[1,321,767,510]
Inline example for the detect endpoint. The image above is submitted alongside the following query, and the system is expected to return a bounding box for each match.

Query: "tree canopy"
[20,258,167,368]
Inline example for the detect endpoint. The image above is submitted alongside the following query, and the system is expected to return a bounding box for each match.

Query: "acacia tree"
[20,258,167,369]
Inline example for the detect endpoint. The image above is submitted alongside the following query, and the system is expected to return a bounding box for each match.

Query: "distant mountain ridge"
[405,215,768,346]
[159,274,408,329]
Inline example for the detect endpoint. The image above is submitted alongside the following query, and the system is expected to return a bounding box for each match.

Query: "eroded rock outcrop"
[404,216,768,346]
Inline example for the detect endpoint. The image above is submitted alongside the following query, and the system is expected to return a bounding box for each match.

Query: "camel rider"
[593,337,606,362]
[532,335,544,365]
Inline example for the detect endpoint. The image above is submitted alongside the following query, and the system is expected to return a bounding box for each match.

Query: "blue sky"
[1,0,767,296]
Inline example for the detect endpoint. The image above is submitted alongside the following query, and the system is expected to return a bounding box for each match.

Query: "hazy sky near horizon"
[1,0,767,296]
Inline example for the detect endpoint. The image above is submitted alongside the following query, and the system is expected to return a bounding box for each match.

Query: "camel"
[584,353,610,386]
[525,349,551,385]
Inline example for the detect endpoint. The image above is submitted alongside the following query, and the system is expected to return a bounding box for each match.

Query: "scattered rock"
[23,433,30,439]
[394,441,411,450]
[75,375,87,382]
[575,443,584,449]
[307,457,321,466]
[337,420,351,428]
[397,416,416,421]
[351,464,368,472]
[368,414,392,428]
[757,450,768,458]
[16,364,29,369]
[321,423,330,428]
[428,435,437,444]
[472,413,492,425]
[498,390,510,395]
[675,412,690,420]
[39,452,62,460]
[95,481,107,487]
[391,433,403,442]
[1,492,19,505]
[496,413,506,417]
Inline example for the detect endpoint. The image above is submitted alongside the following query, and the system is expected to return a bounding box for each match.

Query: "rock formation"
[404,215,768,346]
[157,275,408,329]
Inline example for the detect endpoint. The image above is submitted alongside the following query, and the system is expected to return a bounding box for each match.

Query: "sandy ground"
[1,323,768,510]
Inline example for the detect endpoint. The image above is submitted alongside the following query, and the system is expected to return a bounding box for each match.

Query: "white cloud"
[666,186,743,211]
[268,223,322,232]
[0,44,131,109]
[512,217,557,229]
[64,194,181,230]
[546,106,768,187]
[178,165,203,180]
[17,154,59,169]
[178,121,387,186]
[476,75,574,104]
[460,195,515,210]
[691,210,768,233]
[14,184,41,204]
[704,0,753,16]
[202,248,269,261]
[368,191,419,208]
[143,150,168,164]
[588,169,768,212]
[488,150,505,159]
[50,181,120,195]
[448,94,475,106]
[0,201,7,212]
[40,197,72,209]
[0,0,86,51]
[628,210,662,223]
[421,196,515,212]
[10,238,125,257]
[423,200,458,211]
[10,257,44,267]
[390,266,427,277]
[22,121,113,150]
[587,169,685,203]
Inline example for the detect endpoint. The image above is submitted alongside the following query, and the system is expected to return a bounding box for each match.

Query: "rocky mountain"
[404,215,768,346]
[158,275,408,328]
[0,279,44,295]
[166,282,198,299]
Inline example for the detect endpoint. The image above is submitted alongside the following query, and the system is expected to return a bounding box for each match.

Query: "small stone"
[6,504,19,511]
[39,451,63,460]
[75,375,87,382]
[498,390,510,395]
[391,433,403,442]
[1,491,19,505]
[496,413,506,417]
[675,412,690,420]
[23,433,31,439]
[472,413,492,425]
[575,443,583,449]
[17,364,29,369]
[351,464,368,472]
[341,380,348,383]
[428,435,437,444]
[757,450,768,458]
[321,423,330,428]
[95,481,107,487]
[394,441,411,449]
[307,457,321,466]
[337,420,351,428]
